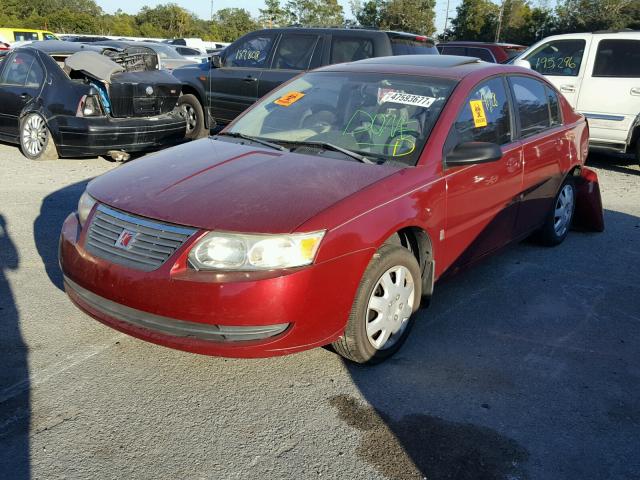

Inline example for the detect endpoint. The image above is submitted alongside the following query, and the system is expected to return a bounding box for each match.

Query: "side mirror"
[445,142,503,167]
[211,55,223,69]
[514,58,531,69]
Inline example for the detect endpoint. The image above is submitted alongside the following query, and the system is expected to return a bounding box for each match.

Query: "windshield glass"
[146,44,183,59]
[228,72,456,166]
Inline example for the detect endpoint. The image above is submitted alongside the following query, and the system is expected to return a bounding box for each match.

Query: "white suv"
[514,31,640,162]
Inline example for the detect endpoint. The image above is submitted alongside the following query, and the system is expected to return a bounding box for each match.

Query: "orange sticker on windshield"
[470,100,488,128]
[274,91,305,107]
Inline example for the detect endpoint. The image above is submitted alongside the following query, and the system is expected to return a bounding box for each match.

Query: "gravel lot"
[0,142,639,480]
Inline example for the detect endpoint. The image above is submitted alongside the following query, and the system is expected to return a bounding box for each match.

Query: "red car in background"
[59,55,604,364]
[438,41,527,63]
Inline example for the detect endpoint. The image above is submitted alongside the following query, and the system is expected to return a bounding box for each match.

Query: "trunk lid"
[109,70,182,118]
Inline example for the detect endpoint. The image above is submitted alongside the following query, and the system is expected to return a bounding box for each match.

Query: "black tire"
[19,113,58,160]
[332,244,422,364]
[178,94,208,140]
[635,138,640,167]
[537,178,576,246]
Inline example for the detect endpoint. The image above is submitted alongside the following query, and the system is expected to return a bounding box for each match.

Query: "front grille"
[85,204,197,271]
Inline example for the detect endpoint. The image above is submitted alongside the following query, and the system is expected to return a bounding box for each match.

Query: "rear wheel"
[537,179,575,246]
[332,244,422,364]
[20,113,58,160]
[178,94,208,140]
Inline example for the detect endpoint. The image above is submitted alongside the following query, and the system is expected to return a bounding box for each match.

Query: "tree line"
[0,0,638,45]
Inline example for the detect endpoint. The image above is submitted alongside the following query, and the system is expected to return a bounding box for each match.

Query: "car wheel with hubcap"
[178,94,208,140]
[332,244,422,364]
[538,179,575,246]
[20,113,58,160]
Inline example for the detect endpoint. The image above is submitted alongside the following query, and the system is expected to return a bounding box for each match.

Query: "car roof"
[318,54,493,79]
[439,41,526,48]
[248,26,434,40]
[21,40,106,55]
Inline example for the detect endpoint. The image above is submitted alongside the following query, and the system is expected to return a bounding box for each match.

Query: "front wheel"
[20,113,58,160]
[178,94,209,140]
[332,244,422,364]
[537,179,575,246]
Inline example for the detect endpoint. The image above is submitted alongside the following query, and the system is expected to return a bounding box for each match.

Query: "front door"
[523,37,590,107]
[208,34,276,124]
[442,77,524,272]
[0,51,45,140]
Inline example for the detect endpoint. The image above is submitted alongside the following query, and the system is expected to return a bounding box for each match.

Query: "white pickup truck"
[514,31,640,163]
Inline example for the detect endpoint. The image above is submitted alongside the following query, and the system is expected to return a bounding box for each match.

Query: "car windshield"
[228,72,456,166]
[146,44,184,59]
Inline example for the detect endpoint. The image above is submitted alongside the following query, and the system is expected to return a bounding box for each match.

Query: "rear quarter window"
[390,37,437,55]
[331,37,373,63]
[14,31,39,42]
[593,39,640,78]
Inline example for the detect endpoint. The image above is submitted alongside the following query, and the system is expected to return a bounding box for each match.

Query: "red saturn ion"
[60,55,604,364]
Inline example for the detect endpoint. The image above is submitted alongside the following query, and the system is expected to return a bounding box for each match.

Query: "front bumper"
[59,211,373,357]
[53,110,186,157]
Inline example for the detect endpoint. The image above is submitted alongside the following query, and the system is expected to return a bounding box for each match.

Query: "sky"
[95,0,464,34]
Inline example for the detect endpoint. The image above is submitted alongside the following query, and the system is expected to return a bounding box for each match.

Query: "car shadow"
[334,209,640,480]
[0,214,30,479]
[587,150,639,176]
[34,179,92,291]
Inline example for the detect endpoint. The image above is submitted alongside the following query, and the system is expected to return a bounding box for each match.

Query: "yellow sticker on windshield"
[274,91,305,107]
[470,100,488,128]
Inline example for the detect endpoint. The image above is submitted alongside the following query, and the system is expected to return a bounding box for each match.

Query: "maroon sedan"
[60,55,604,364]
[438,41,527,64]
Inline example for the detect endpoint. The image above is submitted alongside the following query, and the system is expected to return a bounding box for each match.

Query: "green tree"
[350,0,385,28]
[284,0,345,26]
[259,0,288,27]
[210,8,259,42]
[379,0,436,35]
[554,0,638,32]
[447,0,499,41]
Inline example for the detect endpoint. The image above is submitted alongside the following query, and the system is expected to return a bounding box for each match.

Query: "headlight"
[77,191,97,227]
[189,231,325,271]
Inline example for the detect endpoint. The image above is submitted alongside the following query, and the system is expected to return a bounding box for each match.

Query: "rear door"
[257,33,323,100]
[0,51,45,140]
[208,33,276,123]
[575,37,640,147]
[443,76,523,271]
[508,75,569,236]
[523,37,590,106]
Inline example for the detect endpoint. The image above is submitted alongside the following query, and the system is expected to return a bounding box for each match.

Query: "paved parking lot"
[0,142,639,480]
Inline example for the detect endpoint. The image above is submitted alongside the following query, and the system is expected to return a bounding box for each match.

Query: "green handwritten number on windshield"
[343,110,417,157]
[535,56,577,71]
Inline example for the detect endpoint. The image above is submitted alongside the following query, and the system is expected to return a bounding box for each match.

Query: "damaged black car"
[0,41,186,160]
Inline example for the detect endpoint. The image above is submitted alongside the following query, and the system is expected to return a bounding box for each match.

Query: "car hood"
[88,138,402,233]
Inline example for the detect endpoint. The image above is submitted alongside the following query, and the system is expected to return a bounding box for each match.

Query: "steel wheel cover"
[366,265,415,350]
[554,184,574,236]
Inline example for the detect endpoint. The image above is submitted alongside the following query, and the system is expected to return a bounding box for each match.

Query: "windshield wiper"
[216,132,289,152]
[287,140,375,164]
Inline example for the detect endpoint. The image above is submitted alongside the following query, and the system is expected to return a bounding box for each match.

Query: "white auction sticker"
[381,91,436,108]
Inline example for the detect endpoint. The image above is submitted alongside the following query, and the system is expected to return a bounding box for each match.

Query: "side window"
[509,76,551,137]
[448,77,512,148]
[441,46,466,56]
[390,37,438,55]
[525,39,585,77]
[547,87,562,127]
[467,47,495,63]
[331,37,373,64]
[224,35,274,68]
[593,40,640,78]
[0,52,35,86]
[272,34,319,70]
[25,57,44,88]
[14,31,39,42]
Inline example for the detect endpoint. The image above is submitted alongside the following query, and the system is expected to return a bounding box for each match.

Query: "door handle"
[560,84,575,93]
[631,87,640,96]
[242,76,258,83]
